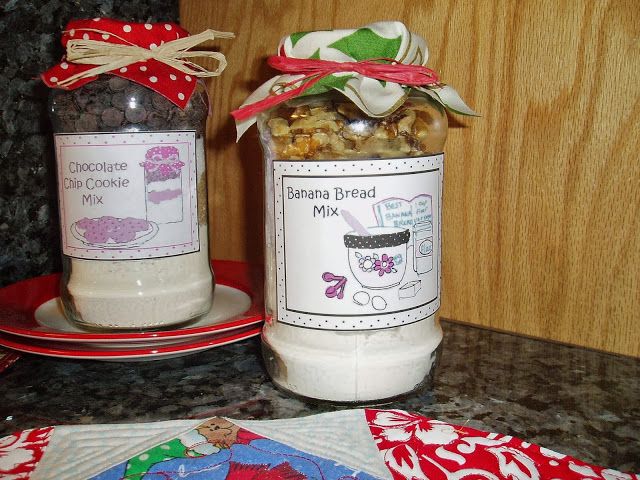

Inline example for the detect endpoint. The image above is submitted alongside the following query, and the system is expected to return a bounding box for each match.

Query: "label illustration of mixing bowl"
[272,154,443,330]
[345,227,411,289]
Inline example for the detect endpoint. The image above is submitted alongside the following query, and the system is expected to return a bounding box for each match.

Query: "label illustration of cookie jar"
[234,21,477,403]
[43,18,234,329]
[141,146,185,224]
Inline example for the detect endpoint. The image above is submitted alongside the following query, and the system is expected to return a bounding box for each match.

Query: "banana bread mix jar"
[234,22,476,403]
[42,18,233,329]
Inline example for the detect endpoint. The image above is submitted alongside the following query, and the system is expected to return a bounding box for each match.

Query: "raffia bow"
[231,56,440,121]
[57,28,234,88]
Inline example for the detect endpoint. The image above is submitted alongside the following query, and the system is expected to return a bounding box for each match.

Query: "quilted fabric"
[1,409,637,480]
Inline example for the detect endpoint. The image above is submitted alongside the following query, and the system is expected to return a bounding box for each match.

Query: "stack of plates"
[0,261,264,361]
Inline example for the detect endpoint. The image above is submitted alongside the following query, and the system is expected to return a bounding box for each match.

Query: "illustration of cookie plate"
[71,216,159,249]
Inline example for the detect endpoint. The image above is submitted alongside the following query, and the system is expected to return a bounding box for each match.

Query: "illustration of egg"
[371,296,387,311]
[353,290,370,306]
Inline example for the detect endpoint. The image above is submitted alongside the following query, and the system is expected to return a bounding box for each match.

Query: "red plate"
[0,260,264,344]
[0,325,262,361]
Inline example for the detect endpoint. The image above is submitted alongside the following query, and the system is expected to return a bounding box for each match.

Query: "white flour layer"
[65,225,212,328]
[263,316,442,402]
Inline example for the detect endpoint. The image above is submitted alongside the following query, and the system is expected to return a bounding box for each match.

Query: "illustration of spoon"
[322,272,346,299]
[341,209,370,236]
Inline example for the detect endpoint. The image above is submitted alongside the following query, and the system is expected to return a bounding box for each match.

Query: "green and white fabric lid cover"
[234,21,477,139]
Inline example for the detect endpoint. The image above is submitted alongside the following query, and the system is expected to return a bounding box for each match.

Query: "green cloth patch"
[123,437,198,479]
[328,28,402,61]
[290,31,310,47]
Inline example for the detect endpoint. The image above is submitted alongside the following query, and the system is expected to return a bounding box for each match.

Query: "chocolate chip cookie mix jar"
[42,18,233,329]
[234,22,476,403]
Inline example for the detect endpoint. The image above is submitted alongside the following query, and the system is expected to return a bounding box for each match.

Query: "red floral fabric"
[41,18,198,109]
[366,409,639,480]
[0,427,53,480]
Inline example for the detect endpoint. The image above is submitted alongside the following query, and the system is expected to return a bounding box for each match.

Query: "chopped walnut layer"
[262,96,446,159]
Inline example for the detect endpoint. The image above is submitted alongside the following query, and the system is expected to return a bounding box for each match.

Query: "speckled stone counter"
[1,320,638,473]
[0,0,178,287]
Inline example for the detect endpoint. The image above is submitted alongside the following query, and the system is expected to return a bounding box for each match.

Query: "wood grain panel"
[180,0,640,357]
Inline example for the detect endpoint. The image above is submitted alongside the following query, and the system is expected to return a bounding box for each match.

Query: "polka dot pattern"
[344,229,410,249]
[41,18,198,109]
[272,154,444,331]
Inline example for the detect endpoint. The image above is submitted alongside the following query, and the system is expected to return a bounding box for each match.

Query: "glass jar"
[257,92,447,403]
[49,76,213,329]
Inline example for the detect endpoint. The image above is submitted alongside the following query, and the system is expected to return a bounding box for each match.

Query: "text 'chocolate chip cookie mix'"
[43,18,233,329]
[234,22,477,403]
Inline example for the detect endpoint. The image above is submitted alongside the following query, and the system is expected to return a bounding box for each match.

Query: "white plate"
[30,285,254,347]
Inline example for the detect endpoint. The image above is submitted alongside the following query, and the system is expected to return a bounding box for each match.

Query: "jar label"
[273,154,443,330]
[54,131,200,260]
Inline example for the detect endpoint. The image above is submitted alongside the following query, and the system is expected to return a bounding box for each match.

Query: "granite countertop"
[1,320,638,473]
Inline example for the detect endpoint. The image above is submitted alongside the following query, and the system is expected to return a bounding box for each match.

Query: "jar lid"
[41,18,233,109]
[233,21,477,139]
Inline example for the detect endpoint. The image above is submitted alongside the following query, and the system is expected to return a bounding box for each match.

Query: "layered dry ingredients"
[43,19,231,329]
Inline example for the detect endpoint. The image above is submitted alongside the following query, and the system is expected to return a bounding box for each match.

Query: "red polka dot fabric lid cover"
[41,18,198,109]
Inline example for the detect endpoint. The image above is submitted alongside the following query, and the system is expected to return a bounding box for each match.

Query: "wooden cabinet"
[180,0,640,357]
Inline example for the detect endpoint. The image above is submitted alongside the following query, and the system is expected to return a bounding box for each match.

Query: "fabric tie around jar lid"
[233,21,477,139]
[41,18,233,109]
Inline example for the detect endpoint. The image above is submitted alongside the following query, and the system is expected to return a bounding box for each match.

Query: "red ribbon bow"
[231,56,440,121]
